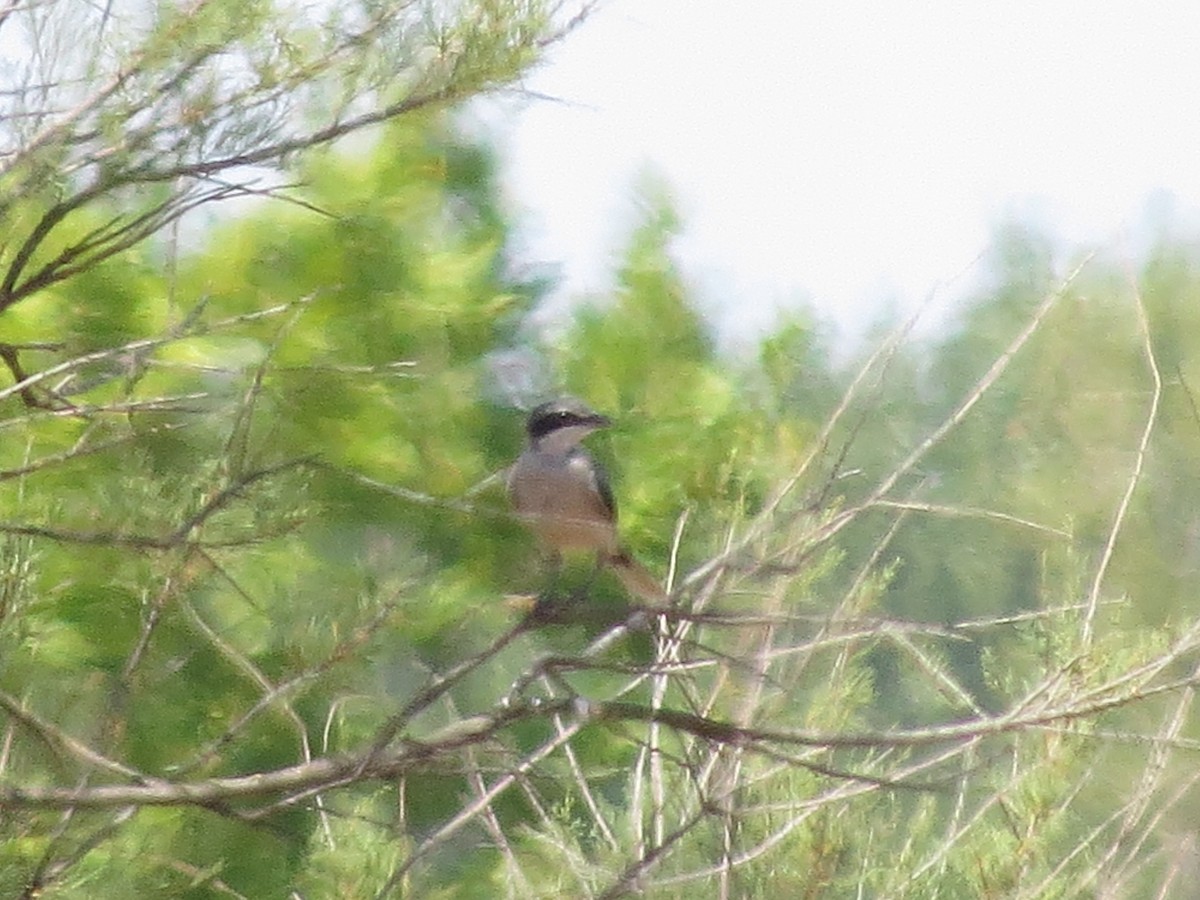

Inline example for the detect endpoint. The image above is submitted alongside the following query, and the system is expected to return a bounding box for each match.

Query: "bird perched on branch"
[508,397,665,604]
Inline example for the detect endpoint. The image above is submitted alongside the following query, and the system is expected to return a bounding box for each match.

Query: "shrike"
[508,397,665,603]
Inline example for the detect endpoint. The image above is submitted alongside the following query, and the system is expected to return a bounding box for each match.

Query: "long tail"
[606,548,667,605]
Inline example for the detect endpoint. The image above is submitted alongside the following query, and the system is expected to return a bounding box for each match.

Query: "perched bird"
[508,397,665,604]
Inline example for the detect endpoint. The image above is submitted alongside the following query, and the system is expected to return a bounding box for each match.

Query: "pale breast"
[509,449,617,553]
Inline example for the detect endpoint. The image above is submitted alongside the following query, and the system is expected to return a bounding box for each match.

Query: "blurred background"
[492,0,1200,347]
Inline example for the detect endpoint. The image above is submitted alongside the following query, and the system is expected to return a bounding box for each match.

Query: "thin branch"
[1081,266,1162,645]
[0,689,149,781]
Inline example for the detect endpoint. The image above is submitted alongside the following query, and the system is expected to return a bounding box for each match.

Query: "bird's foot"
[525,588,590,625]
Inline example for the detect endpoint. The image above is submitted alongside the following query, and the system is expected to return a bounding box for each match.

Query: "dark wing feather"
[575,447,617,522]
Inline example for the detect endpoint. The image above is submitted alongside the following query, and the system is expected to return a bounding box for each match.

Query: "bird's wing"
[583,449,618,521]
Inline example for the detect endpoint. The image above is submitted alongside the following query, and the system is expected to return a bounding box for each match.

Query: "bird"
[507,397,666,605]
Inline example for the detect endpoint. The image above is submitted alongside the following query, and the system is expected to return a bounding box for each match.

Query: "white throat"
[532,424,599,455]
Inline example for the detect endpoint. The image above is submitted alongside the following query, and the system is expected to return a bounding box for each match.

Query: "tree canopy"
[2,2,1200,898]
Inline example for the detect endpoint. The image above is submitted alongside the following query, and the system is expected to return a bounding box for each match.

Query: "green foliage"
[5,6,1200,895]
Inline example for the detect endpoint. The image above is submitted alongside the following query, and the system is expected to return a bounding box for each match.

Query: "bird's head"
[525,397,611,450]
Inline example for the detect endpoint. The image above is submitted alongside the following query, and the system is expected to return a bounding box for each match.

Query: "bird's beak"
[587,413,612,430]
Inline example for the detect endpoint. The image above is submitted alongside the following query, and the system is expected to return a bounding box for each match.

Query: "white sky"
[491,0,1200,346]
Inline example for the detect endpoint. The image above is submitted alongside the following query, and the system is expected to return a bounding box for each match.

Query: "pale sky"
[492,0,1200,346]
